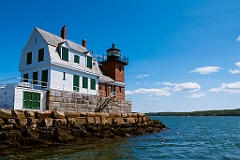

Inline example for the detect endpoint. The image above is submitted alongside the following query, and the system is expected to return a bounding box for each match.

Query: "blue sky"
[1,0,240,112]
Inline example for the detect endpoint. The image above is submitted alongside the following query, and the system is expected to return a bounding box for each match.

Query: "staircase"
[95,95,113,112]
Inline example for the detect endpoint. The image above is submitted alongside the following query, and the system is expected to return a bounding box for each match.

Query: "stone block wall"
[47,90,132,113]
[0,109,167,148]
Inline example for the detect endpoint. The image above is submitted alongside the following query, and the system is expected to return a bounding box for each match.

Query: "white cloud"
[186,93,205,98]
[135,82,141,85]
[209,81,240,93]
[235,61,240,67]
[189,66,221,74]
[135,74,149,78]
[229,61,240,74]
[229,69,240,74]
[236,35,240,41]
[125,88,170,97]
[163,82,201,92]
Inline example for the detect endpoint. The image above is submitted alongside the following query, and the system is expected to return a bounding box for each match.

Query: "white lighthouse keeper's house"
[0,26,100,110]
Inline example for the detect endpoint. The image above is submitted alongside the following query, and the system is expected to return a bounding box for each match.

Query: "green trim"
[73,75,79,91]
[87,56,92,68]
[23,91,40,109]
[74,55,80,63]
[82,77,88,89]
[90,79,96,90]
[62,47,68,61]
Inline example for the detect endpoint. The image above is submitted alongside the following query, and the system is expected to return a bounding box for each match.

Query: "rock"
[67,117,76,128]
[53,119,67,128]
[107,118,113,124]
[57,130,75,143]
[24,110,35,118]
[99,113,109,118]
[15,119,28,127]
[76,117,87,125]
[0,109,14,119]
[113,117,125,125]
[80,112,87,117]
[128,113,138,118]
[137,113,145,118]
[7,119,17,125]
[86,117,95,124]
[95,117,101,124]
[109,113,121,118]
[124,118,136,124]
[0,118,5,127]
[121,113,128,118]
[37,118,53,128]
[52,111,65,119]
[101,116,108,124]
[12,110,25,119]
[35,110,52,118]
[64,111,80,118]
[1,124,15,130]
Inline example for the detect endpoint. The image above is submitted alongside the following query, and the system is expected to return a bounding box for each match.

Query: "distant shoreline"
[145,108,240,116]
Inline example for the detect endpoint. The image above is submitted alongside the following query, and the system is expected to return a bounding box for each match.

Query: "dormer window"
[87,56,92,68]
[74,55,80,63]
[62,47,68,62]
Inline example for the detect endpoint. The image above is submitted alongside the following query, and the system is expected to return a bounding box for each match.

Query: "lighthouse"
[98,44,129,100]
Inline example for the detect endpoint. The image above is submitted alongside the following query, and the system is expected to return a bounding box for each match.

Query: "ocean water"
[1,116,240,160]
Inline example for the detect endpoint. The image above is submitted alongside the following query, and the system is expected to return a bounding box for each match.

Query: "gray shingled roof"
[36,27,88,53]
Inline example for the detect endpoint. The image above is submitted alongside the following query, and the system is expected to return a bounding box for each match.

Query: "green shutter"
[87,56,92,68]
[62,48,68,61]
[90,79,96,90]
[33,72,38,84]
[23,74,28,82]
[23,91,40,109]
[74,55,80,63]
[27,52,32,64]
[41,70,48,87]
[38,48,44,62]
[82,77,88,89]
[73,75,79,91]
[31,93,40,109]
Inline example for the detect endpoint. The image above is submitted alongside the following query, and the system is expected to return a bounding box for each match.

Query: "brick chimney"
[82,39,87,48]
[60,25,66,39]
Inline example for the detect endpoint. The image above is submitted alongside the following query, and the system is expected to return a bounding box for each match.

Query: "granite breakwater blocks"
[0,109,167,148]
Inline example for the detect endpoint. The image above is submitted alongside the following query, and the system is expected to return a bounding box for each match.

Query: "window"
[63,72,66,80]
[74,55,80,63]
[38,48,44,62]
[90,79,96,90]
[41,70,48,88]
[119,66,122,72]
[23,91,40,109]
[23,73,28,82]
[33,72,38,84]
[27,52,32,65]
[87,56,92,68]
[62,47,68,61]
[82,77,88,89]
[111,85,115,93]
[73,75,79,91]
[119,86,122,93]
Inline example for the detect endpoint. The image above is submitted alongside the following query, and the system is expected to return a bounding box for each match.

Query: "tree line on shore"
[145,108,240,116]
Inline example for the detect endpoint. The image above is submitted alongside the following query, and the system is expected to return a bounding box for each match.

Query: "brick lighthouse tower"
[98,44,129,100]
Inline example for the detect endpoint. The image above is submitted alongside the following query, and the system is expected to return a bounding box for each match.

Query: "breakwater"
[0,109,167,148]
